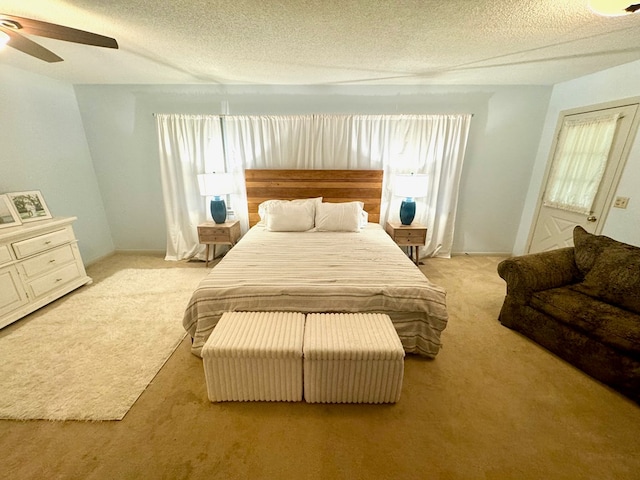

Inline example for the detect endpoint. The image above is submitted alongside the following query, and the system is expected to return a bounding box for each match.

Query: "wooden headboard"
[245,169,383,227]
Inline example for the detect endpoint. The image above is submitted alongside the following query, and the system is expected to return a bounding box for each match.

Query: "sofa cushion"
[573,226,625,277]
[572,245,640,314]
[530,287,640,358]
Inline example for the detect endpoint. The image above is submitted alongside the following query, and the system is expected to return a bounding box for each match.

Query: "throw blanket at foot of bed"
[183,223,449,359]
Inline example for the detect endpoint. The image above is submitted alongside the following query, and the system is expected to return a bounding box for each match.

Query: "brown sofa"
[497,226,640,404]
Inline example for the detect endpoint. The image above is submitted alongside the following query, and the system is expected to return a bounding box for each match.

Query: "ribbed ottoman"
[303,313,405,404]
[202,311,305,402]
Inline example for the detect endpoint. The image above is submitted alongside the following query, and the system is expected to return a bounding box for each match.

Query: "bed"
[182,169,448,358]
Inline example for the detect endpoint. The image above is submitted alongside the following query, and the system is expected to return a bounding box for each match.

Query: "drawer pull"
[49,259,56,263]
[45,241,52,245]
[55,278,63,283]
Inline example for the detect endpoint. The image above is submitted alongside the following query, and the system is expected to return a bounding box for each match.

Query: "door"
[527,100,639,253]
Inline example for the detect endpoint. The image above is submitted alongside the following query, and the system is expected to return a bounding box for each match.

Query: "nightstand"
[385,221,427,265]
[197,220,241,267]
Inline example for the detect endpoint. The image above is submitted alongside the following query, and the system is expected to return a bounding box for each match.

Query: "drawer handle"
[45,241,52,245]
[55,278,63,283]
[49,259,56,263]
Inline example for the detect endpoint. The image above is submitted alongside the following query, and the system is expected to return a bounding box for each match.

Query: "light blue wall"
[0,66,114,264]
[7,62,637,258]
[514,59,640,253]
[74,84,552,255]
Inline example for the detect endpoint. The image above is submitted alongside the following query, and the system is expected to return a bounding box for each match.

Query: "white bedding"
[182,223,448,358]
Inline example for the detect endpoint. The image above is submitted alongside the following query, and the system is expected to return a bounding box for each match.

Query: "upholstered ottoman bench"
[201,311,305,402]
[303,313,405,404]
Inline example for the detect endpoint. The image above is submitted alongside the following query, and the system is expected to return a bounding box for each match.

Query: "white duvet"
[183,223,448,358]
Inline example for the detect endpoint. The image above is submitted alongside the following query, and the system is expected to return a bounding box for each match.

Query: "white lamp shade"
[197,173,234,196]
[588,0,638,16]
[393,174,428,199]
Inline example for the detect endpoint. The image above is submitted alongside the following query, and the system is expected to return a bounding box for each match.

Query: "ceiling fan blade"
[1,26,62,62]
[0,13,118,49]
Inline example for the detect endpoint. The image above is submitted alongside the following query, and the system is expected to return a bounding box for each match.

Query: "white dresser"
[0,216,92,329]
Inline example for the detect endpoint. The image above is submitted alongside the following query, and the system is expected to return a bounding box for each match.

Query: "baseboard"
[85,249,168,266]
[84,251,116,267]
[453,252,512,257]
[114,249,166,256]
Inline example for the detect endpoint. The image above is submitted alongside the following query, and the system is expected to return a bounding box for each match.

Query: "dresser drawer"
[12,227,74,259]
[0,245,12,266]
[19,244,76,279]
[27,262,81,298]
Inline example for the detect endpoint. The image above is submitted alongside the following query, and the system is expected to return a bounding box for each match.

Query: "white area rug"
[0,267,207,421]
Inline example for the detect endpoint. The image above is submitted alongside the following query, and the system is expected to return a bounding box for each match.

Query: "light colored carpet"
[0,264,207,421]
[1,254,639,480]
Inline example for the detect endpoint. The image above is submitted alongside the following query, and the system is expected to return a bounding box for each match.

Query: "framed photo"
[0,194,23,229]
[6,190,52,223]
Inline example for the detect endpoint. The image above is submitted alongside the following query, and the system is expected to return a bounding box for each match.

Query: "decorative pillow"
[265,201,315,231]
[573,226,623,277]
[572,244,640,314]
[258,197,322,224]
[315,201,363,232]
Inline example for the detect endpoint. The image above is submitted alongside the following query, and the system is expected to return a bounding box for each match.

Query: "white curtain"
[155,114,225,260]
[224,114,471,258]
[543,113,620,215]
[385,115,472,257]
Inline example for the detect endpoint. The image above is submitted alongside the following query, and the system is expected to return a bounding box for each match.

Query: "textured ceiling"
[1,0,640,85]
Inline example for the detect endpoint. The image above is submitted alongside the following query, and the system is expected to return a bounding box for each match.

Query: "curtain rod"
[152,113,230,117]
[152,113,475,117]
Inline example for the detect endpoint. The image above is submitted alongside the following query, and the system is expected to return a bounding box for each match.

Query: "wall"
[74,84,552,255]
[514,59,640,253]
[0,66,114,264]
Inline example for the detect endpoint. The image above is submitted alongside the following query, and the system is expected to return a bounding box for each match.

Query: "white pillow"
[265,201,315,231]
[258,197,322,224]
[258,200,285,223]
[315,201,363,232]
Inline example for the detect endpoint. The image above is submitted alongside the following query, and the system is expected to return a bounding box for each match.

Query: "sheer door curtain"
[156,114,471,260]
[543,113,620,215]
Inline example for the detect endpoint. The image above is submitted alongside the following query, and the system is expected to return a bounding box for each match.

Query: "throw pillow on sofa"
[573,226,624,277]
[572,242,640,315]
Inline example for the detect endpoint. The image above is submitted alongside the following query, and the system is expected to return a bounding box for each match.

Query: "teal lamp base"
[210,196,227,224]
[400,198,416,225]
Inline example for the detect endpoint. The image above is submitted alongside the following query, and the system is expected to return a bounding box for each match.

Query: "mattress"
[183,223,448,358]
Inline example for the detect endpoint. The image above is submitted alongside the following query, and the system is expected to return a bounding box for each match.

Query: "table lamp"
[197,172,233,223]
[393,173,428,225]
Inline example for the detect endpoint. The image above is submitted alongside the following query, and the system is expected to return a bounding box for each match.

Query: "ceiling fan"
[0,13,118,63]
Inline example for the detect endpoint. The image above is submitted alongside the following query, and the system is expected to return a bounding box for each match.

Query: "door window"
[543,112,620,215]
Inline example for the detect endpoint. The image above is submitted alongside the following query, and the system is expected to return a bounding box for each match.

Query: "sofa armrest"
[497,247,580,301]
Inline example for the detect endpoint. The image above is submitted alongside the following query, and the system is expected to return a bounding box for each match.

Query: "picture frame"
[0,194,23,229]
[6,190,53,223]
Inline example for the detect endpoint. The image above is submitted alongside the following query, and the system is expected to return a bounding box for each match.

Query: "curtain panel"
[224,114,471,257]
[155,114,226,260]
